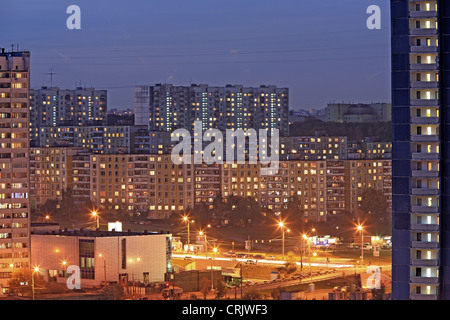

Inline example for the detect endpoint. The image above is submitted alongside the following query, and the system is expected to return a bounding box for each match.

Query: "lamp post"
[357,225,364,264]
[183,216,194,250]
[92,210,99,229]
[278,221,290,259]
[212,247,218,291]
[32,267,39,300]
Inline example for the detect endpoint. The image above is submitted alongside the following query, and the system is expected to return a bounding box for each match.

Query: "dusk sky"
[2,0,391,110]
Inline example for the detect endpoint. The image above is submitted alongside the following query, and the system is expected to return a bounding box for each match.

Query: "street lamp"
[357,224,364,264]
[199,231,208,260]
[278,221,290,258]
[92,210,100,229]
[211,247,218,291]
[32,267,39,300]
[183,216,194,250]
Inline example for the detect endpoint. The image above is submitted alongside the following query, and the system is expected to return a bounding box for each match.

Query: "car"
[266,256,277,260]
[254,254,265,259]
[236,254,247,259]
[223,251,236,257]
[245,259,257,265]
[184,256,193,260]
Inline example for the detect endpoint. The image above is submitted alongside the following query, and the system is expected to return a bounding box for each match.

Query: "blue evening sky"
[1,0,391,110]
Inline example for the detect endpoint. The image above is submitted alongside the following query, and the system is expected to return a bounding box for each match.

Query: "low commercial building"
[30,227,173,288]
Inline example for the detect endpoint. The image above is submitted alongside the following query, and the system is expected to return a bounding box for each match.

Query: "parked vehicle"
[161,287,183,299]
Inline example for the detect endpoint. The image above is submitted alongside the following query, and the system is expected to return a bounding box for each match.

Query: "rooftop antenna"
[44,69,60,87]
[10,44,14,53]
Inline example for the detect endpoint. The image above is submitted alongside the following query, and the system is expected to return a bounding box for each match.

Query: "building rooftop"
[30,225,171,238]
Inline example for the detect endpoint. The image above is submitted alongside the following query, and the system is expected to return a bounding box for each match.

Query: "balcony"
[411,117,439,125]
[411,81,439,89]
[411,46,438,54]
[412,153,439,160]
[411,188,439,196]
[410,63,438,71]
[411,259,439,267]
[411,224,440,232]
[411,135,439,143]
[412,170,439,178]
[411,241,439,249]
[411,206,439,214]
[411,99,439,107]
[409,10,438,19]
[411,277,439,285]
[410,293,438,300]
[410,28,438,36]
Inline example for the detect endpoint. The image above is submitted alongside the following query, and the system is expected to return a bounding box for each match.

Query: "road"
[173,253,356,268]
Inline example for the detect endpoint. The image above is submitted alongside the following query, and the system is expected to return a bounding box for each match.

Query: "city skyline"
[2,0,391,110]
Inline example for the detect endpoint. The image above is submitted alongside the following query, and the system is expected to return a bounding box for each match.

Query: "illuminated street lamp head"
[183,216,188,222]
[92,211,98,217]
[278,221,284,228]
[137,257,141,262]
[213,247,218,253]
[302,234,308,240]
[357,225,363,231]
[34,267,39,272]
[199,231,204,236]
[9,263,13,268]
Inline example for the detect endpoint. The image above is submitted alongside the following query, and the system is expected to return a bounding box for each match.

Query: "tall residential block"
[134,83,289,136]
[0,50,31,291]
[391,0,446,300]
[29,86,107,146]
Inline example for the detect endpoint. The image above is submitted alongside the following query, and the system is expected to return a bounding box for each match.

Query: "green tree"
[200,277,211,300]
[215,277,228,299]
[60,188,75,219]
[280,195,304,230]
[242,288,262,300]
[192,204,210,228]
[359,188,389,228]
[8,268,46,297]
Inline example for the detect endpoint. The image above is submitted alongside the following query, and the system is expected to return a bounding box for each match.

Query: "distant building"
[30,227,173,287]
[36,126,131,154]
[323,103,391,123]
[282,136,348,160]
[134,83,289,136]
[29,86,107,146]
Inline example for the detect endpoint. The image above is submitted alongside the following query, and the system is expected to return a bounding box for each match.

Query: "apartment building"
[0,50,31,291]
[391,0,443,299]
[90,154,194,219]
[134,83,289,136]
[36,126,131,154]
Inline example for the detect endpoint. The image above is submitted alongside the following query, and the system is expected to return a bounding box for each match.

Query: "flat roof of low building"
[31,227,171,238]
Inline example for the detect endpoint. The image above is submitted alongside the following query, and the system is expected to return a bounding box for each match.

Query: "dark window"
[121,238,127,269]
